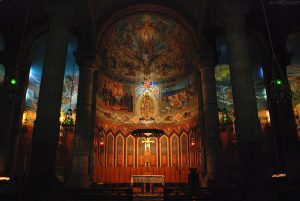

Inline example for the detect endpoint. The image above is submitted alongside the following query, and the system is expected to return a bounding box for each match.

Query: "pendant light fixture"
[260,0,292,103]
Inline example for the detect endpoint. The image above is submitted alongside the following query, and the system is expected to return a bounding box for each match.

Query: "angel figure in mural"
[141,92,154,120]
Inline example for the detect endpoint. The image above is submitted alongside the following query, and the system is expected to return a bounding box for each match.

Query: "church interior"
[0,0,300,201]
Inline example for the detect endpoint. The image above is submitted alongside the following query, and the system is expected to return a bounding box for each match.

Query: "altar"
[131,175,164,193]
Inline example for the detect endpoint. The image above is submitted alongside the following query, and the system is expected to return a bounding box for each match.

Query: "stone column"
[0,56,18,176]
[195,55,226,187]
[222,2,276,201]
[68,53,97,188]
[23,3,73,201]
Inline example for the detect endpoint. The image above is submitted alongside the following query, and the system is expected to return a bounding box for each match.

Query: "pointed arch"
[180,132,189,166]
[137,137,144,166]
[106,133,114,166]
[189,130,196,166]
[150,137,158,167]
[160,135,169,167]
[116,134,124,166]
[126,135,135,167]
[170,134,179,167]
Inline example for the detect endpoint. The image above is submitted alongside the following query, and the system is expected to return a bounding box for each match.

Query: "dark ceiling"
[0,0,299,61]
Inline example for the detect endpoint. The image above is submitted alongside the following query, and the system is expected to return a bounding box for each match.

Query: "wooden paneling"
[93,166,192,183]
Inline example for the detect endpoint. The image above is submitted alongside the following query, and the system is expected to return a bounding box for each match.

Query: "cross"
[142,137,155,165]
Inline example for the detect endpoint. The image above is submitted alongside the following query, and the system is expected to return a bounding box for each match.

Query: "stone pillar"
[0,56,18,176]
[195,55,226,187]
[68,53,97,188]
[222,2,276,201]
[22,3,73,201]
[269,42,300,176]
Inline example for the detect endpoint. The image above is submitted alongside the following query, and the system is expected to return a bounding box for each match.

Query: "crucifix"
[142,136,155,167]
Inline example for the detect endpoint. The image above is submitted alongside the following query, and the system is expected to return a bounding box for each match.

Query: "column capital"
[75,52,98,72]
[221,0,249,27]
[43,2,74,25]
[193,54,216,72]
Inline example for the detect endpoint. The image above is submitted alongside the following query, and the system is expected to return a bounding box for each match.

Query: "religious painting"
[160,75,197,113]
[141,92,155,120]
[160,136,169,167]
[116,134,124,166]
[106,133,114,166]
[100,76,134,112]
[288,65,300,107]
[288,65,300,137]
[24,35,79,116]
[215,64,267,116]
[180,133,188,166]
[170,134,179,167]
[102,13,194,82]
[126,135,135,167]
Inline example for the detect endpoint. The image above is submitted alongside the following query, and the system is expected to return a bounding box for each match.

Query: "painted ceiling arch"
[100,8,196,82]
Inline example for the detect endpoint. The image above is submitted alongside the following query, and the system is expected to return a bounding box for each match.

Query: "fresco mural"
[102,13,194,81]
[215,64,267,115]
[288,65,300,108]
[160,76,197,114]
[24,35,79,124]
[100,77,134,112]
[97,74,198,126]
[288,65,300,136]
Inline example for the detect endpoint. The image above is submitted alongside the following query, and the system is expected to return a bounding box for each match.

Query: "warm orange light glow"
[22,112,27,125]
[0,177,10,181]
[266,110,270,123]
[272,173,287,178]
[191,142,195,146]
[100,141,104,146]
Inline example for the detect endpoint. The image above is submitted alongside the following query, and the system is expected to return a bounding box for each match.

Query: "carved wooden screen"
[126,135,135,167]
[106,133,114,166]
[137,137,144,166]
[160,135,169,167]
[150,138,158,167]
[189,131,195,166]
[116,134,124,166]
[180,133,189,166]
[171,134,179,167]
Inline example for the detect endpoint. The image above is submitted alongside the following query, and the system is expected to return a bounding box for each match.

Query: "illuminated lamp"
[10,78,17,85]
[0,176,10,181]
[99,132,105,146]
[190,131,196,147]
[61,108,75,131]
[220,108,233,128]
[259,0,291,103]
[272,173,287,178]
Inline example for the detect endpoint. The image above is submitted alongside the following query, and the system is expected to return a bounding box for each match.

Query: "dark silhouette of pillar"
[22,3,73,201]
[0,57,18,176]
[195,51,227,187]
[222,1,276,201]
[68,53,97,188]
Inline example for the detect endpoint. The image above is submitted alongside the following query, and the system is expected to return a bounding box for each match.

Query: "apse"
[93,9,200,183]
[96,11,198,131]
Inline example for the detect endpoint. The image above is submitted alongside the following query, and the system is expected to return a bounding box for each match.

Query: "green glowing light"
[274,79,282,85]
[10,78,17,85]
[66,118,73,125]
